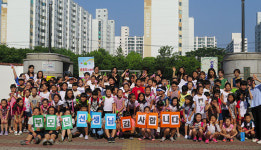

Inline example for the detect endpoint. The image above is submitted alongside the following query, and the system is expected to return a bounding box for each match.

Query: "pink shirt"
[114,97,125,112]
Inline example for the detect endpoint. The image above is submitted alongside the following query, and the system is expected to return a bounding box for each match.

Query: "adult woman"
[25,65,37,81]
[111,67,120,87]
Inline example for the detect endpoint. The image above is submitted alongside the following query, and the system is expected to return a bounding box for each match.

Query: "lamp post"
[48,1,53,53]
[241,0,245,52]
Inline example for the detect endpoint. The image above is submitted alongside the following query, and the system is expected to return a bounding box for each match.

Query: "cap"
[18,77,24,80]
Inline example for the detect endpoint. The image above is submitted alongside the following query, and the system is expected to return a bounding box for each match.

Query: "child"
[131,79,145,99]
[51,94,63,115]
[182,95,195,139]
[23,89,31,132]
[126,94,138,116]
[72,82,81,98]
[205,115,221,144]
[64,89,76,113]
[115,89,125,136]
[203,80,211,94]
[167,82,180,100]
[103,88,117,143]
[39,83,50,103]
[119,111,135,140]
[20,107,44,145]
[75,106,91,140]
[231,69,242,88]
[13,98,25,135]
[0,99,10,135]
[89,89,102,114]
[221,117,238,142]
[59,109,75,142]
[42,106,61,145]
[77,79,85,94]
[220,83,232,121]
[49,85,58,102]
[167,97,180,137]
[240,113,256,140]
[205,98,220,122]
[193,86,207,125]
[191,113,204,142]
[136,93,148,112]
[8,84,18,133]
[59,82,68,102]
[40,99,50,117]
[145,86,155,110]
[91,107,104,139]
[227,94,237,125]
[179,85,190,107]
[29,87,41,110]
[236,92,248,126]
[139,106,154,141]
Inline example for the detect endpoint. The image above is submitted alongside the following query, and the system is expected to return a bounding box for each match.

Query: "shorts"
[222,110,229,120]
[24,111,32,118]
[29,131,44,138]
[44,130,58,136]
[103,111,112,118]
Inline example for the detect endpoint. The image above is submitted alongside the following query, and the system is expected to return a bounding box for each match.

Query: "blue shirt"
[250,84,261,108]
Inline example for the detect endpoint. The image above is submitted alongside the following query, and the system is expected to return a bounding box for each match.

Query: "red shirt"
[131,86,145,99]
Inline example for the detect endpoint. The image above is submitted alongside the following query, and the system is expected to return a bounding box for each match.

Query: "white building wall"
[151,0,179,57]
[226,33,248,53]
[194,36,217,50]
[6,0,31,48]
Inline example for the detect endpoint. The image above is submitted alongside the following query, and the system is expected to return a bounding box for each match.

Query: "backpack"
[91,97,99,105]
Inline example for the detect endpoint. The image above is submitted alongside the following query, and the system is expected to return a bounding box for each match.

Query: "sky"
[74,0,261,52]
[1,0,260,51]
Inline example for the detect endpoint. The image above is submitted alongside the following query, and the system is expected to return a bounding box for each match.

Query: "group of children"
[0,65,260,145]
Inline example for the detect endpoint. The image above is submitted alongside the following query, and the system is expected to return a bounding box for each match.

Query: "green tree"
[158,46,174,58]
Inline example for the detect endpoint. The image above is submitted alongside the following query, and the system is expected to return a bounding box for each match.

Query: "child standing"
[136,93,148,112]
[131,79,145,99]
[115,90,125,137]
[194,86,208,125]
[227,94,237,125]
[23,89,31,132]
[182,95,195,139]
[29,87,41,110]
[0,99,10,135]
[126,94,138,116]
[220,83,232,121]
[39,83,50,103]
[236,92,248,126]
[13,98,25,135]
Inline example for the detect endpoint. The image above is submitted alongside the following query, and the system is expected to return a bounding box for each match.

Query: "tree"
[115,46,123,57]
[158,46,174,58]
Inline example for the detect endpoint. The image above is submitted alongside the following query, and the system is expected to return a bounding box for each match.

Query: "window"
[179,2,182,6]
[179,10,182,14]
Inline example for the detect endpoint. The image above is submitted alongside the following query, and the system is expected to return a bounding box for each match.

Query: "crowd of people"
[0,64,261,146]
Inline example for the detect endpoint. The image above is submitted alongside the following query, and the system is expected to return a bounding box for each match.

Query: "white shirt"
[73,90,81,98]
[24,97,31,112]
[194,94,207,114]
[39,91,50,101]
[59,91,66,103]
[103,97,115,111]
[238,100,248,117]
[77,87,85,94]
[221,90,232,110]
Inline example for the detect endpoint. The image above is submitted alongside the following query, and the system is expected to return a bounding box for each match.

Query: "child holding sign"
[20,107,44,145]
[42,106,61,145]
[75,106,91,140]
[59,109,75,142]
[139,106,154,141]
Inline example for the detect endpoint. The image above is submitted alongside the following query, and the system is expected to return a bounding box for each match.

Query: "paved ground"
[0,134,260,150]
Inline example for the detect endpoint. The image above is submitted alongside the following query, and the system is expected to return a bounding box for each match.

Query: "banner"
[78,57,95,77]
[42,62,55,72]
[121,116,132,132]
[201,57,218,76]
[33,115,44,131]
[91,112,102,128]
[105,114,116,130]
[45,115,57,130]
[61,115,73,130]
[76,111,88,127]
[160,112,180,128]
[136,112,147,128]
[147,113,158,129]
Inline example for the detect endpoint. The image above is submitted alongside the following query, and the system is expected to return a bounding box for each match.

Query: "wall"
[0,65,23,99]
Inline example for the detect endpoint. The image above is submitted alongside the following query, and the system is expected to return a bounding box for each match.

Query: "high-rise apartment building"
[144,0,194,57]
[226,33,248,53]
[255,12,261,52]
[1,0,92,54]
[194,36,217,50]
[91,9,115,55]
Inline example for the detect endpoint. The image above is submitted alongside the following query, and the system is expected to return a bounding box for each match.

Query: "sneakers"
[0,131,3,136]
[193,137,197,141]
[213,138,218,143]
[108,137,112,143]
[138,136,144,141]
[33,137,40,144]
[68,134,72,142]
[252,138,258,142]
[230,138,234,142]
[42,139,48,145]
[223,138,227,142]
[4,131,8,136]
[111,137,115,143]
[129,136,133,140]
[160,137,166,142]
[20,140,30,145]
[205,139,209,144]
[58,134,63,142]
[184,135,188,139]
[14,131,18,135]
[79,134,84,138]
[117,131,120,137]
[19,131,22,135]
[49,139,54,145]
[170,137,175,142]
[85,135,89,140]
[198,138,202,142]
[257,140,261,144]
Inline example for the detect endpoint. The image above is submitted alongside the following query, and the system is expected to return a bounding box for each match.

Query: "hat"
[156,88,165,92]
[18,77,24,80]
